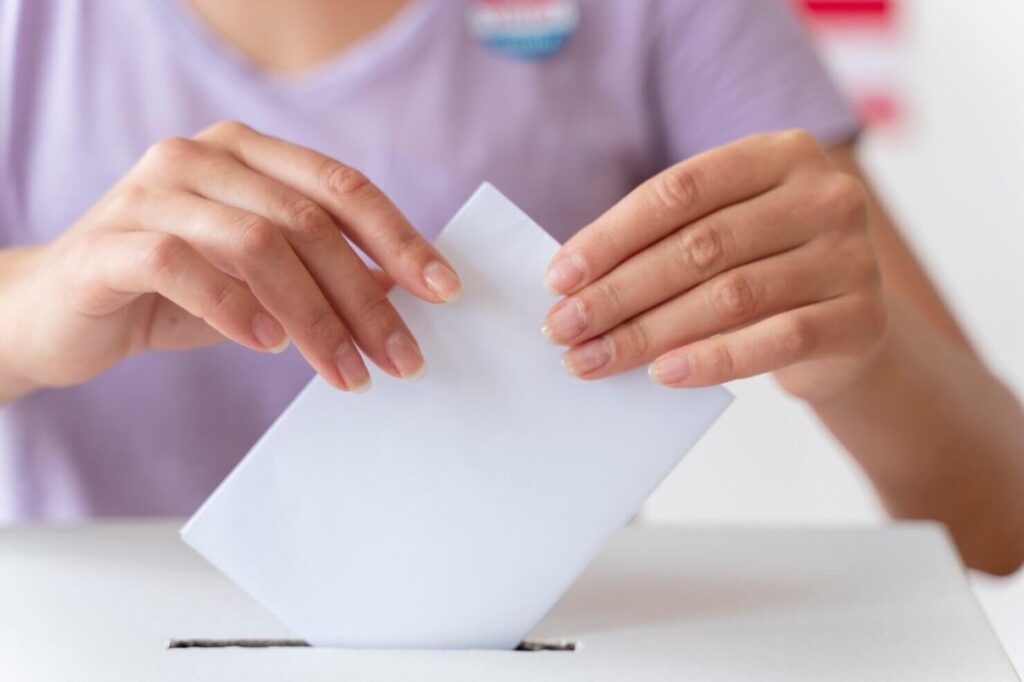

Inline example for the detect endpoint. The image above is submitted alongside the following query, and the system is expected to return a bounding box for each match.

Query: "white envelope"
[181,183,732,649]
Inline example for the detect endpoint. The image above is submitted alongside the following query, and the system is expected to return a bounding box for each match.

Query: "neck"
[186,0,411,74]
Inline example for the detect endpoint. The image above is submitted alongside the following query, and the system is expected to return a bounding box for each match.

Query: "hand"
[541,130,887,402]
[0,121,461,395]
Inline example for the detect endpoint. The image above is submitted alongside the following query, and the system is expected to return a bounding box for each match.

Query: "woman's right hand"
[0,120,462,398]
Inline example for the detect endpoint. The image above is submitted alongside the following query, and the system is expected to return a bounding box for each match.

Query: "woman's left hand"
[541,130,888,402]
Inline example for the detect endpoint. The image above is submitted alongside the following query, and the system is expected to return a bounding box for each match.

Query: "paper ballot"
[182,183,732,649]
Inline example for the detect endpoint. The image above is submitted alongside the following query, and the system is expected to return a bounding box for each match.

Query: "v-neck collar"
[155,0,447,102]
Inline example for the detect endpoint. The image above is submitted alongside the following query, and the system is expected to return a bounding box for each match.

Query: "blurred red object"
[791,0,904,130]
[796,1,894,26]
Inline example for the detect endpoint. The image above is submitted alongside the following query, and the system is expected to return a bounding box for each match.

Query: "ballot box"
[0,522,1018,681]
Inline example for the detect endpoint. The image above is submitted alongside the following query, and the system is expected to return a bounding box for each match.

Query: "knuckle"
[319,160,372,199]
[653,164,702,212]
[825,173,868,225]
[816,228,879,295]
[778,316,816,357]
[779,128,821,157]
[577,230,614,275]
[705,344,736,380]
[816,224,851,259]
[205,119,252,140]
[107,183,152,216]
[202,279,238,319]
[395,225,431,258]
[711,272,757,321]
[675,222,727,273]
[842,235,880,287]
[143,137,200,166]
[235,214,282,259]
[307,305,343,346]
[590,279,623,320]
[351,292,395,329]
[143,234,188,279]
[615,319,652,362]
[280,198,334,244]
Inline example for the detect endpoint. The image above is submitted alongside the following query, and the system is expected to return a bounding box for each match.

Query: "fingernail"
[423,261,462,302]
[544,252,585,294]
[335,340,372,393]
[386,331,427,380]
[541,298,588,344]
[252,312,289,353]
[650,354,691,385]
[561,337,612,376]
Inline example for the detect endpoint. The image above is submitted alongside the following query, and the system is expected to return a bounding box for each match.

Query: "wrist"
[0,246,46,403]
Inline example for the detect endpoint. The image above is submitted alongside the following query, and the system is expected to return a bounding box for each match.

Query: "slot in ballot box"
[0,522,1018,681]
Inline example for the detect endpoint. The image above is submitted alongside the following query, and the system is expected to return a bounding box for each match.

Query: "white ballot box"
[0,522,1018,681]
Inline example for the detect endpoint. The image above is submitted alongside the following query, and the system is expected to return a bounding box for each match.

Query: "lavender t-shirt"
[0,0,858,521]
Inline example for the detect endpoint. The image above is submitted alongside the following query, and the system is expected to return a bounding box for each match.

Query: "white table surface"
[0,521,1018,681]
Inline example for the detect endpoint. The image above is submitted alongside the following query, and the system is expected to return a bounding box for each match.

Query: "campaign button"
[467,0,580,60]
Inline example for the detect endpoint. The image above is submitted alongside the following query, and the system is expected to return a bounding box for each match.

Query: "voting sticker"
[467,0,579,60]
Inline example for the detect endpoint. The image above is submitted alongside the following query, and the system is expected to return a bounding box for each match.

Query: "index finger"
[545,130,822,295]
[198,121,462,304]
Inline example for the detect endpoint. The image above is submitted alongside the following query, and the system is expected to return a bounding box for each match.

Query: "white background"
[646,0,1024,669]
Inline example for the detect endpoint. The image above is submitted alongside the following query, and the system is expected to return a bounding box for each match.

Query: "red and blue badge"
[467,0,579,60]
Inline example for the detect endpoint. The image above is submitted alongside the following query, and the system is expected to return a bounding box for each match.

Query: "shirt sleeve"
[0,0,29,249]
[651,0,860,163]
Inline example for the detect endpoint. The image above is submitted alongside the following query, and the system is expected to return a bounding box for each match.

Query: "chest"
[6,3,659,248]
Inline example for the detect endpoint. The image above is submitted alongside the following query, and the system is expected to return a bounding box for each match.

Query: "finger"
[542,185,818,345]
[196,121,462,303]
[649,294,879,387]
[125,191,373,391]
[144,298,227,351]
[545,129,826,294]
[561,241,848,379]
[172,156,425,380]
[87,231,288,354]
[370,269,396,292]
